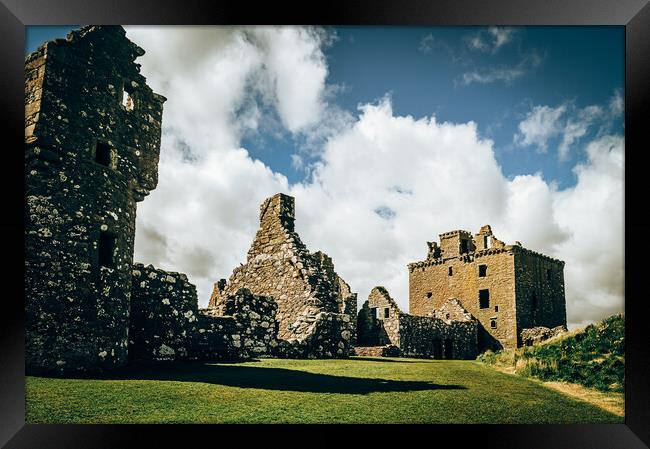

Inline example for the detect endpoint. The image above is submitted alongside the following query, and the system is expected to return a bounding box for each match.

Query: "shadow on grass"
[53,361,467,395]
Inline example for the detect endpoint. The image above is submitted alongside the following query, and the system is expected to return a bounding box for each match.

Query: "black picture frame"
[2,0,648,447]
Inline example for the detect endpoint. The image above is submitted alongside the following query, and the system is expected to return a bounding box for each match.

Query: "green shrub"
[478,314,624,392]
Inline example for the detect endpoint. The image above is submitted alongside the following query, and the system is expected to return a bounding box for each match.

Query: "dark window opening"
[479,289,490,309]
[532,295,538,311]
[426,292,432,299]
[95,141,112,167]
[490,319,497,329]
[448,266,453,276]
[384,308,390,318]
[460,239,469,254]
[547,268,552,281]
[494,305,499,312]
[98,231,116,268]
[478,264,487,277]
[484,235,489,248]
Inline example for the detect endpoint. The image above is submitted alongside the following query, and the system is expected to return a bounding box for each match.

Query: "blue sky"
[26,26,625,326]
[27,26,624,189]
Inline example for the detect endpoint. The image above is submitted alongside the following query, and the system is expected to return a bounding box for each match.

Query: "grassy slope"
[478,314,625,393]
[27,357,621,424]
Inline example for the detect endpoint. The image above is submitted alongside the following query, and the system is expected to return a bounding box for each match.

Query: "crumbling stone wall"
[25,26,165,374]
[399,310,477,360]
[209,193,355,358]
[521,325,567,346]
[357,287,402,346]
[130,264,279,362]
[353,345,400,357]
[408,225,566,351]
[357,287,477,359]
[337,276,358,346]
[129,264,199,361]
[198,288,278,359]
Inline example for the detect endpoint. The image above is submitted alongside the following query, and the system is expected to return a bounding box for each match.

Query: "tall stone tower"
[25,26,166,373]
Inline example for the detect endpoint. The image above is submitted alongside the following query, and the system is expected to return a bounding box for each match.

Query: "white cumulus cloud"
[514,104,567,152]
[126,27,624,330]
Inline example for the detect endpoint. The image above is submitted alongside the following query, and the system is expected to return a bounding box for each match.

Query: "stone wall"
[209,193,356,358]
[25,26,165,374]
[196,288,278,360]
[357,287,402,346]
[514,249,567,344]
[408,225,566,351]
[130,264,279,362]
[357,287,478,359]
[353,345,400,357]
[275,311,354,359]
[399,311,477,360]
[129,264,199,361]
[520,325,568,346]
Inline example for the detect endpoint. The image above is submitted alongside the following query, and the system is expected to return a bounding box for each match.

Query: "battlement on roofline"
[408,224,564,271]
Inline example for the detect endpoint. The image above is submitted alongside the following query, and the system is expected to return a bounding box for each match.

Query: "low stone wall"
[521,325,567,346]
[217,288,278,358]
[129,264,199,361]
[399,314,477,360]
[194,312,239,360]
[130,265,279,362]
[276,311,354,358]
[353,345,401,357]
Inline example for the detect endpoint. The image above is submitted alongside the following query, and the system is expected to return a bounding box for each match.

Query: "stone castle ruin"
[408,225,567,351]
[25,26,354,373]
[24,26,567,373]
[356,287,477,359]
[356,226,567,356]
[208,193,357,358]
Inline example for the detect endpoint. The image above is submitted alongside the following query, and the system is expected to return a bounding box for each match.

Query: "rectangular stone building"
[408,225,566,351]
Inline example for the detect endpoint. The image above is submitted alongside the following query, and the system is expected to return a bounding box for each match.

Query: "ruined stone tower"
[25,26,166,373]
[209,193,357,357]
[408,225,566,351]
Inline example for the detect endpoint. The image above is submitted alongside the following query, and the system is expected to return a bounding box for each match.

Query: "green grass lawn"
[26,357,622,424]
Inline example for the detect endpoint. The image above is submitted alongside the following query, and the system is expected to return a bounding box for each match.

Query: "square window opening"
[448,266,453,276]
[460,239,469,254]
[478,264,487,277]
[384,308,390,318]
[426,292,432,299]
[490,319,497,329]
[494,305,499,312]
